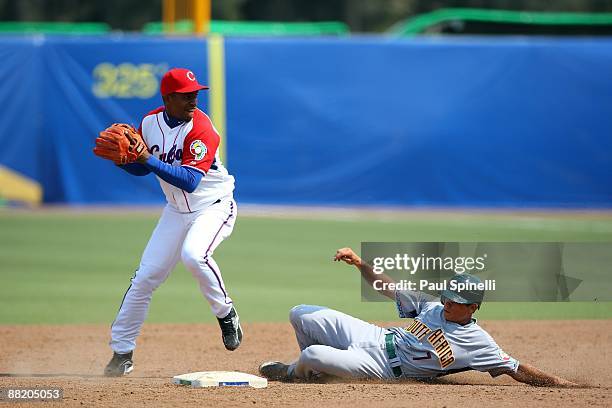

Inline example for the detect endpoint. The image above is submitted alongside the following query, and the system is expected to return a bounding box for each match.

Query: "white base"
[172,371,268,389]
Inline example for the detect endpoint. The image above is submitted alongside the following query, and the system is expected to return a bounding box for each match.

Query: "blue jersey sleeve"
[118,163,151,176]
[143,155,203,193]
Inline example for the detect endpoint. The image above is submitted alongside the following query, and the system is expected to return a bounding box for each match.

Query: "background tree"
[1,0,612,32]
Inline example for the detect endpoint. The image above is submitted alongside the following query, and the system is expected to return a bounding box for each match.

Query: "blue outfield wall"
[0,35,611,208]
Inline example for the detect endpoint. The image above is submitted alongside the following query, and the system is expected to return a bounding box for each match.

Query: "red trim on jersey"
[181,190,192,212]
[182,164,206,176]
[155,114,166,155]
[140,106,165,145]
[171,125,182,148]
[181,109,220,174]
[145,106,166,117]
[203,201,235,302]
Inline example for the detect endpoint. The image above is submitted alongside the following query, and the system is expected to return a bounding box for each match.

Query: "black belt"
[385,332,403,378]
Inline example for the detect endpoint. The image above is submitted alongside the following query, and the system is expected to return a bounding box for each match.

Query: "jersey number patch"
[412,351,432,361]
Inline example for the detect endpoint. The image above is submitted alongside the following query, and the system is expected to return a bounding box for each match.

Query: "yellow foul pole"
[208,35,227,165]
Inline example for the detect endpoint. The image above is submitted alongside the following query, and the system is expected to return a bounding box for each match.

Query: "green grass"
[1,210,611,324]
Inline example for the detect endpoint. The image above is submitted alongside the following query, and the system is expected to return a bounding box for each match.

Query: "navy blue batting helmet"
[440,273,485,305]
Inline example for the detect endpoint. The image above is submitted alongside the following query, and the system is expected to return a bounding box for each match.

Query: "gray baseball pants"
[287,305,396,380]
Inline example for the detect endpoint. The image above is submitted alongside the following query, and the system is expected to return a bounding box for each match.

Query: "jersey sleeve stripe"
[182,165,206,176]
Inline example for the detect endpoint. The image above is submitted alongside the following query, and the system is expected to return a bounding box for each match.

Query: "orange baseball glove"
[93,123,147,165]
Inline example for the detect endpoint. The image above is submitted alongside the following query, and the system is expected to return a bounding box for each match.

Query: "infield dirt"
[1,320,610,407]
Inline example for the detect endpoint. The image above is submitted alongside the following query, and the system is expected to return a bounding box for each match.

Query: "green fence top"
[0,22,110,34]
[0,20,348,36]
[143,20,349,36]
[391,8,612,36]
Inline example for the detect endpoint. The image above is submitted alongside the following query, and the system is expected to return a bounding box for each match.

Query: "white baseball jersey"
[140,107,235,213]
[110,104,238,356]
[391,290,519,378]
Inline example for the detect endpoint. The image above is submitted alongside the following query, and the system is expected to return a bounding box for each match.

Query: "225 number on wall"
[93,63,168,99]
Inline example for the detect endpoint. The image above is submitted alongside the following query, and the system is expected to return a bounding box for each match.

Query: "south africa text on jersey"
[405,320,455,368]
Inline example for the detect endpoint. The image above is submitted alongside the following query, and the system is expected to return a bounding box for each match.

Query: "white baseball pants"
[110,197,237,354]
[288,305,395,380]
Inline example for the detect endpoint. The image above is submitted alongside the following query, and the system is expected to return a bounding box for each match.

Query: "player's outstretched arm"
[507,362,578,387]
[334,247,396,300]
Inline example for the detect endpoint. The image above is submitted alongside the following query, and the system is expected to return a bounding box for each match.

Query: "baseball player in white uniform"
[104,68,242,377]
[259,248,577,387]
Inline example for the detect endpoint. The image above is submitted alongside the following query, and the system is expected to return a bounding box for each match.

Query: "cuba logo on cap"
[190,140,207,161]
[186,71,196,81]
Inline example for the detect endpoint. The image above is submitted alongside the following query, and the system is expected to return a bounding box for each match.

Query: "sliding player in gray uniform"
[259,247,577,387]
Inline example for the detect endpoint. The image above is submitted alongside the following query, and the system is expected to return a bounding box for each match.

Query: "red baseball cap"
[160,68,209,96]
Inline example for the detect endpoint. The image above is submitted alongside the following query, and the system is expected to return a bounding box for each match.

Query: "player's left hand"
[333,248,362,266]
[93,123,148,165]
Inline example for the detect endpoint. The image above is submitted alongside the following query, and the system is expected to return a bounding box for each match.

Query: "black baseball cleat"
[104,351,134,377]
[259,361,293,382]
[217,307,243,351]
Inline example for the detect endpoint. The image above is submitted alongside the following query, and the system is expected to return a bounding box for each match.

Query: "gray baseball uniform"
[288,291,519,381]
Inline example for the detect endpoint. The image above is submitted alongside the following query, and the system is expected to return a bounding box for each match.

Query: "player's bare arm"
[507,362,578,387]
[334,247,395,299]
